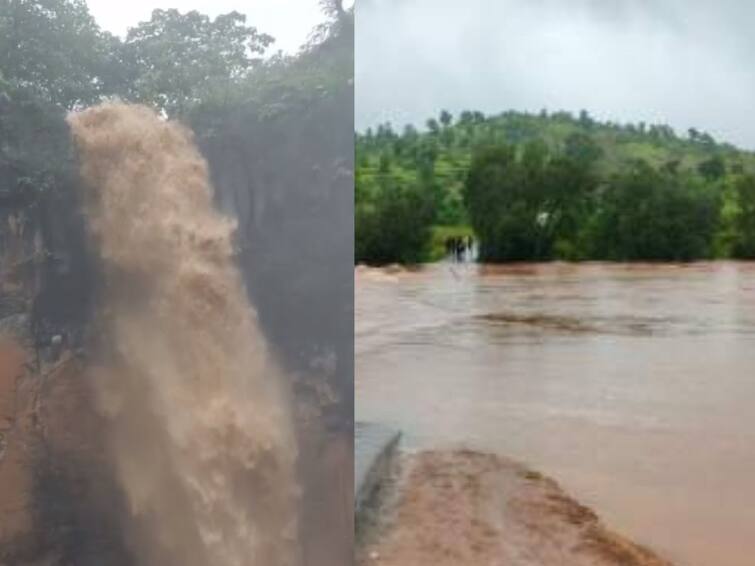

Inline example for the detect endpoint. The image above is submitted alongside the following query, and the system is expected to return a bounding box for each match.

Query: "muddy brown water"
[68,103,299,566]
[355,261,755,566]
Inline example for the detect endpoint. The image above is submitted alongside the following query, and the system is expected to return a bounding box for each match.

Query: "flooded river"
[355,261,755,566]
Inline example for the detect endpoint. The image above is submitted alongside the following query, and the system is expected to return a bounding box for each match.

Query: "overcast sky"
[356,0,755,149]
[86,0,332,54]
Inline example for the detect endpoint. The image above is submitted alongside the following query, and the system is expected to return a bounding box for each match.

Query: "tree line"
[355,108,755,264]
[0,0,352,205]
[0,0,350,113]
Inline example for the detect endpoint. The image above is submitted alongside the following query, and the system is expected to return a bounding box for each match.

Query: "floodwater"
[355,261,755,566]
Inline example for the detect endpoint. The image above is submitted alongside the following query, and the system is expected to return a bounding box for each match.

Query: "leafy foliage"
[0,1,344,118]
[355,172,435,265]
[123,9,273,115]
[0,0,115,107]
[731,174,755,258]
[588,162,720,260]
[356,108,755,263]
[0,83,73,198]
[464,140,598,261]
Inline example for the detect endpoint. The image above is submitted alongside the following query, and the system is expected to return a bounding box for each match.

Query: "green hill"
[355,109,755,264]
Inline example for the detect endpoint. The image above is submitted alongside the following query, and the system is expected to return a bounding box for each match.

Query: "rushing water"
[69,104,299,566]
[356,261,755,566]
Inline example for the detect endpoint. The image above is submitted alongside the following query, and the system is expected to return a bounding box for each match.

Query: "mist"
[356,0,755,148]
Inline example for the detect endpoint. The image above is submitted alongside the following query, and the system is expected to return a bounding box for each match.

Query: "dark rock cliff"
[0,77,354,564]
[194,84,355,432]
[191,81,355,566]
[0,89,126,565]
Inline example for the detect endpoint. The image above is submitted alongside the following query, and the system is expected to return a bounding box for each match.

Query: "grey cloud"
[356,0,755,148]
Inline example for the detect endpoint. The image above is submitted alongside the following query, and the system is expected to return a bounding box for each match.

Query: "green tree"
[0,0,115,107]
[578,109,593,129]
[464,146,543,260]
[564,132,603,167]
[697,155,726,181]
[355,176,435,264]
[124,9,274,115]
[732,174,755,258]
[0,84,73,198]
[590,162,719,260]
[463,140,597,261]
[439,109,453,128]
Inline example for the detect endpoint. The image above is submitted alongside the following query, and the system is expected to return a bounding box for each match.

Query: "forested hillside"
[356,109,755,263]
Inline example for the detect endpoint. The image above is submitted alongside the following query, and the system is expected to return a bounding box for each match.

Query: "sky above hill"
[356,0,755,149]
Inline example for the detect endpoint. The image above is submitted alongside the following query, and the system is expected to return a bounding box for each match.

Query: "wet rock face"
[0,171,124,562]
[0,202,42,347]
[0,90,95,353]
[194,86,355,432]
[27,360,133,566]
[193,86,355,566]
[0,93,121,565]
[0,344,133,566]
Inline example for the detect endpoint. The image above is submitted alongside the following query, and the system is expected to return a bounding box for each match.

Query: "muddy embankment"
[358,450,674,566]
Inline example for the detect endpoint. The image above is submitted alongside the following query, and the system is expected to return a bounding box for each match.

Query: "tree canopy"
[0,0,353,203]
[123,9,274,115]
[356,108,755,264]
[0,0,114,107]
